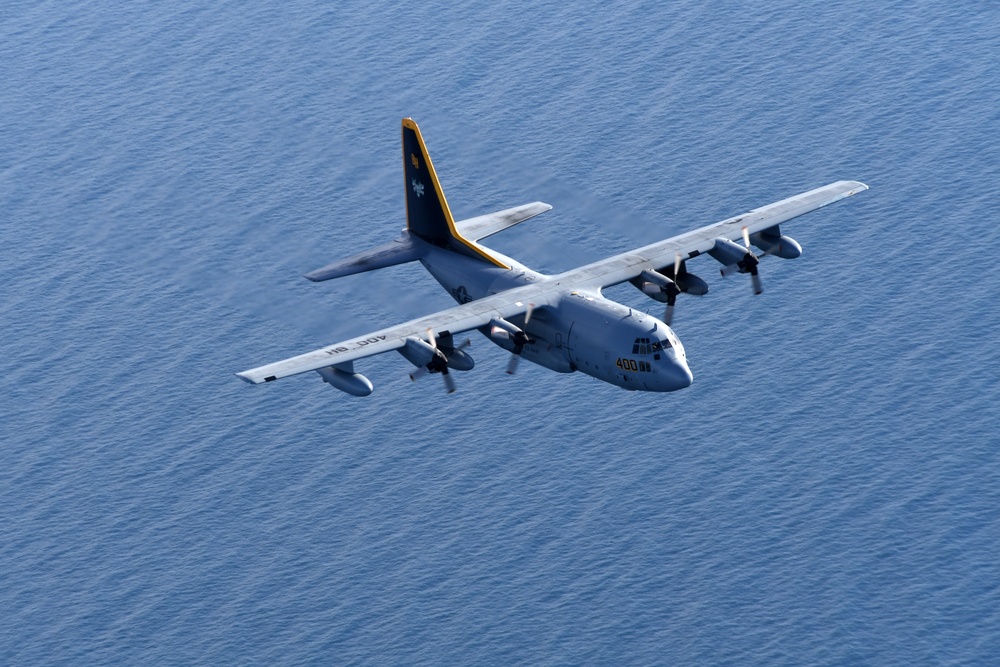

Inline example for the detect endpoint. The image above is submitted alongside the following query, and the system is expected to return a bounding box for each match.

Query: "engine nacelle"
[489,317,523,338]
[750,230,802,259]
[317,365,374,396]
[629,269,675,303]
[398,336,438,368]
[708,237,751,268]
[674,272,709,296]
[631,267,709,300]
[446,347,475,371]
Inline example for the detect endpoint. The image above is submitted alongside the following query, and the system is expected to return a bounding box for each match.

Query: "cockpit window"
[633,336,670,355]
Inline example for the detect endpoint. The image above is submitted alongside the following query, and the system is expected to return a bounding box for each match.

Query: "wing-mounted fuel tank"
[317,361,374,396]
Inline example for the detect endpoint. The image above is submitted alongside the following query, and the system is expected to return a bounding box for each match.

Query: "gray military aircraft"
[237,118,867,396]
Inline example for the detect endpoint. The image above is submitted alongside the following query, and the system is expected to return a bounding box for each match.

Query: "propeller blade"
[721,264,740,277]
[442,368,457,394]
[524,303,535,325]
[409,366,429,381]
[506,354,521,375]
[664,304,675,326]
[674,252,683,280]
[742,226,752,250]
[742,251,762,295]
[456,338,472,351]
[426,328,437,349]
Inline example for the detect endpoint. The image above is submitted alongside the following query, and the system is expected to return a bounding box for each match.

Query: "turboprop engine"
[629,254,708,325]
[489,316,534,374]
[396,329,474,393]
[707,225,804,295]
[708,229,763,295]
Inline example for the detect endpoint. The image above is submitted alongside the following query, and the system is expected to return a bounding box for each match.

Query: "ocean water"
[2,1,998,664]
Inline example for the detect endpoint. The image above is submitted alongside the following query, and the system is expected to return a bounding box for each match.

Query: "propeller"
[408,328,456,393]
[505,303,537,373]
[639,261,683,326]
[741,227,763,295]
[490,311,535,375]
[720,228,763,295]
[663,253,682,326]
[505,330,533,375]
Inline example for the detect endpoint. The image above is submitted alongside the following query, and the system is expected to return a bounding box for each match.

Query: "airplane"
[237,118,868,396]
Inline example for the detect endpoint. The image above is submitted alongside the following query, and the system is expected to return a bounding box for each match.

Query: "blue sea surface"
[2,1,999,664]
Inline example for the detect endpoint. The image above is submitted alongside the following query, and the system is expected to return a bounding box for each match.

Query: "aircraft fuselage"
[419,242,693,391]
[235,118,867,396]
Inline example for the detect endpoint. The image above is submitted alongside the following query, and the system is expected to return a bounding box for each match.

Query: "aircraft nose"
[663,357,693,390]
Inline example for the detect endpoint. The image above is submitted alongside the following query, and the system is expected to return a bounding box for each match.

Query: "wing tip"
[235,371,262,385]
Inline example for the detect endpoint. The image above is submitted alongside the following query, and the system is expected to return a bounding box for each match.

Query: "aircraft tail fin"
[401,118,508,268]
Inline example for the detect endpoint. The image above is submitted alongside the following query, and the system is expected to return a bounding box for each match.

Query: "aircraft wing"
[239,181,865,385]
[562,180,868,289]
[236,286,555,384]
[455,202,552,241]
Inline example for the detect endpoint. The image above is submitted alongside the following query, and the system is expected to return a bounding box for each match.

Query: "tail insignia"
[401,118,507,268]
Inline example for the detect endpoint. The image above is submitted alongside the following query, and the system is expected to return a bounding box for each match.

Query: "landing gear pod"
[317,365,374,396]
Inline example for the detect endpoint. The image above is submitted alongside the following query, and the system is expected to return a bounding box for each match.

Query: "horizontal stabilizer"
[304,235,423,282]
[456,202,553,241]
